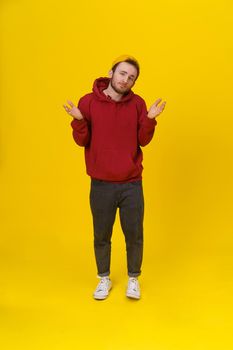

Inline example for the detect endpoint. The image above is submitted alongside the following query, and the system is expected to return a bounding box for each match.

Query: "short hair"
[111,58,140,79]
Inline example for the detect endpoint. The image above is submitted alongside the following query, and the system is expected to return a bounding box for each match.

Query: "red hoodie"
[71,77,157,183]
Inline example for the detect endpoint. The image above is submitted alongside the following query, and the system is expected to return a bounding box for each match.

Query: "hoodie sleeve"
[137,98,157,147]
[70,95,91,147]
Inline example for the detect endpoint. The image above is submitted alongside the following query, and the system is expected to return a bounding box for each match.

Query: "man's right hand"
[63,100,84,120]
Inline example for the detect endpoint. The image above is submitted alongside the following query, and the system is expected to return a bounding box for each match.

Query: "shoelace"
[96,278,109,292]
[129,278,139,291]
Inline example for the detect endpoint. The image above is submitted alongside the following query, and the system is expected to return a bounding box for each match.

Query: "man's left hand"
[148,98,166,119]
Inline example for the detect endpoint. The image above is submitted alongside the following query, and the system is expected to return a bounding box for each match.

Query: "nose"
[122,76,128,83]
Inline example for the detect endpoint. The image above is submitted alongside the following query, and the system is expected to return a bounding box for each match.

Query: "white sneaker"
[93,277,112,300]
[126,277,141,299]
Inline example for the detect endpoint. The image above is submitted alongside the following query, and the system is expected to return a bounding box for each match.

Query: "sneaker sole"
[93,286,112,300]
[126,292,140,300]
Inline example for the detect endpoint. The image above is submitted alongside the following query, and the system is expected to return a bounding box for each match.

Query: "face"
[109,62,138,95]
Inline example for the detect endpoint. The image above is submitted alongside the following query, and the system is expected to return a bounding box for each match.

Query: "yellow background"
[1,0,233,349]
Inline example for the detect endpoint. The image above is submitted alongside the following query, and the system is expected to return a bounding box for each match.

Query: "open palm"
[148,98,166,119]
[63,100,83,120]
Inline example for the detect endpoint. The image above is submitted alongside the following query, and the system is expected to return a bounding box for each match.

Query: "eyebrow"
[120,70,136,78]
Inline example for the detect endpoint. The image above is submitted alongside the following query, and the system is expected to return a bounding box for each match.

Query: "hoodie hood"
[92,77,135,103]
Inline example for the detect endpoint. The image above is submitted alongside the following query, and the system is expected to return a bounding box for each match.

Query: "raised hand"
[148,98,166,119]
[63,100,84,120]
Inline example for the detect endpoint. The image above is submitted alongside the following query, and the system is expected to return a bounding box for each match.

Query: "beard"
[110,78,131,95]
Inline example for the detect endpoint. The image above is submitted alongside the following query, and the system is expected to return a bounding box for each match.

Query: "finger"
[152,98,162,106]
[160,103,166,111]
[63,105,71,113]
[159,101,166,108]
[63,105,69,111]
[67,100,75,107]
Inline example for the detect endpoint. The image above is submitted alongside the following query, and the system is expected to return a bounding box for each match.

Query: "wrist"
[74,117,84,121]
[147,114,156,119]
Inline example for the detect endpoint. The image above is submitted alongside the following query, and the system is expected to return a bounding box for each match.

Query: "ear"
[108,70,113,78]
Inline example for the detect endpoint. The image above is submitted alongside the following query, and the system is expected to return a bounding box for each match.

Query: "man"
[63,55,166,300]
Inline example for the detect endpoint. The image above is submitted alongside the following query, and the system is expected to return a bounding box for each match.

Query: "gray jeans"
[89,178,144,277]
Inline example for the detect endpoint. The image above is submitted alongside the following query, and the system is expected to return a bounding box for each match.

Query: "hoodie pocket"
[94,149,139,180]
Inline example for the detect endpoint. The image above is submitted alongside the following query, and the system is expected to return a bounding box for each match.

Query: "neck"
[103,83,123,101]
